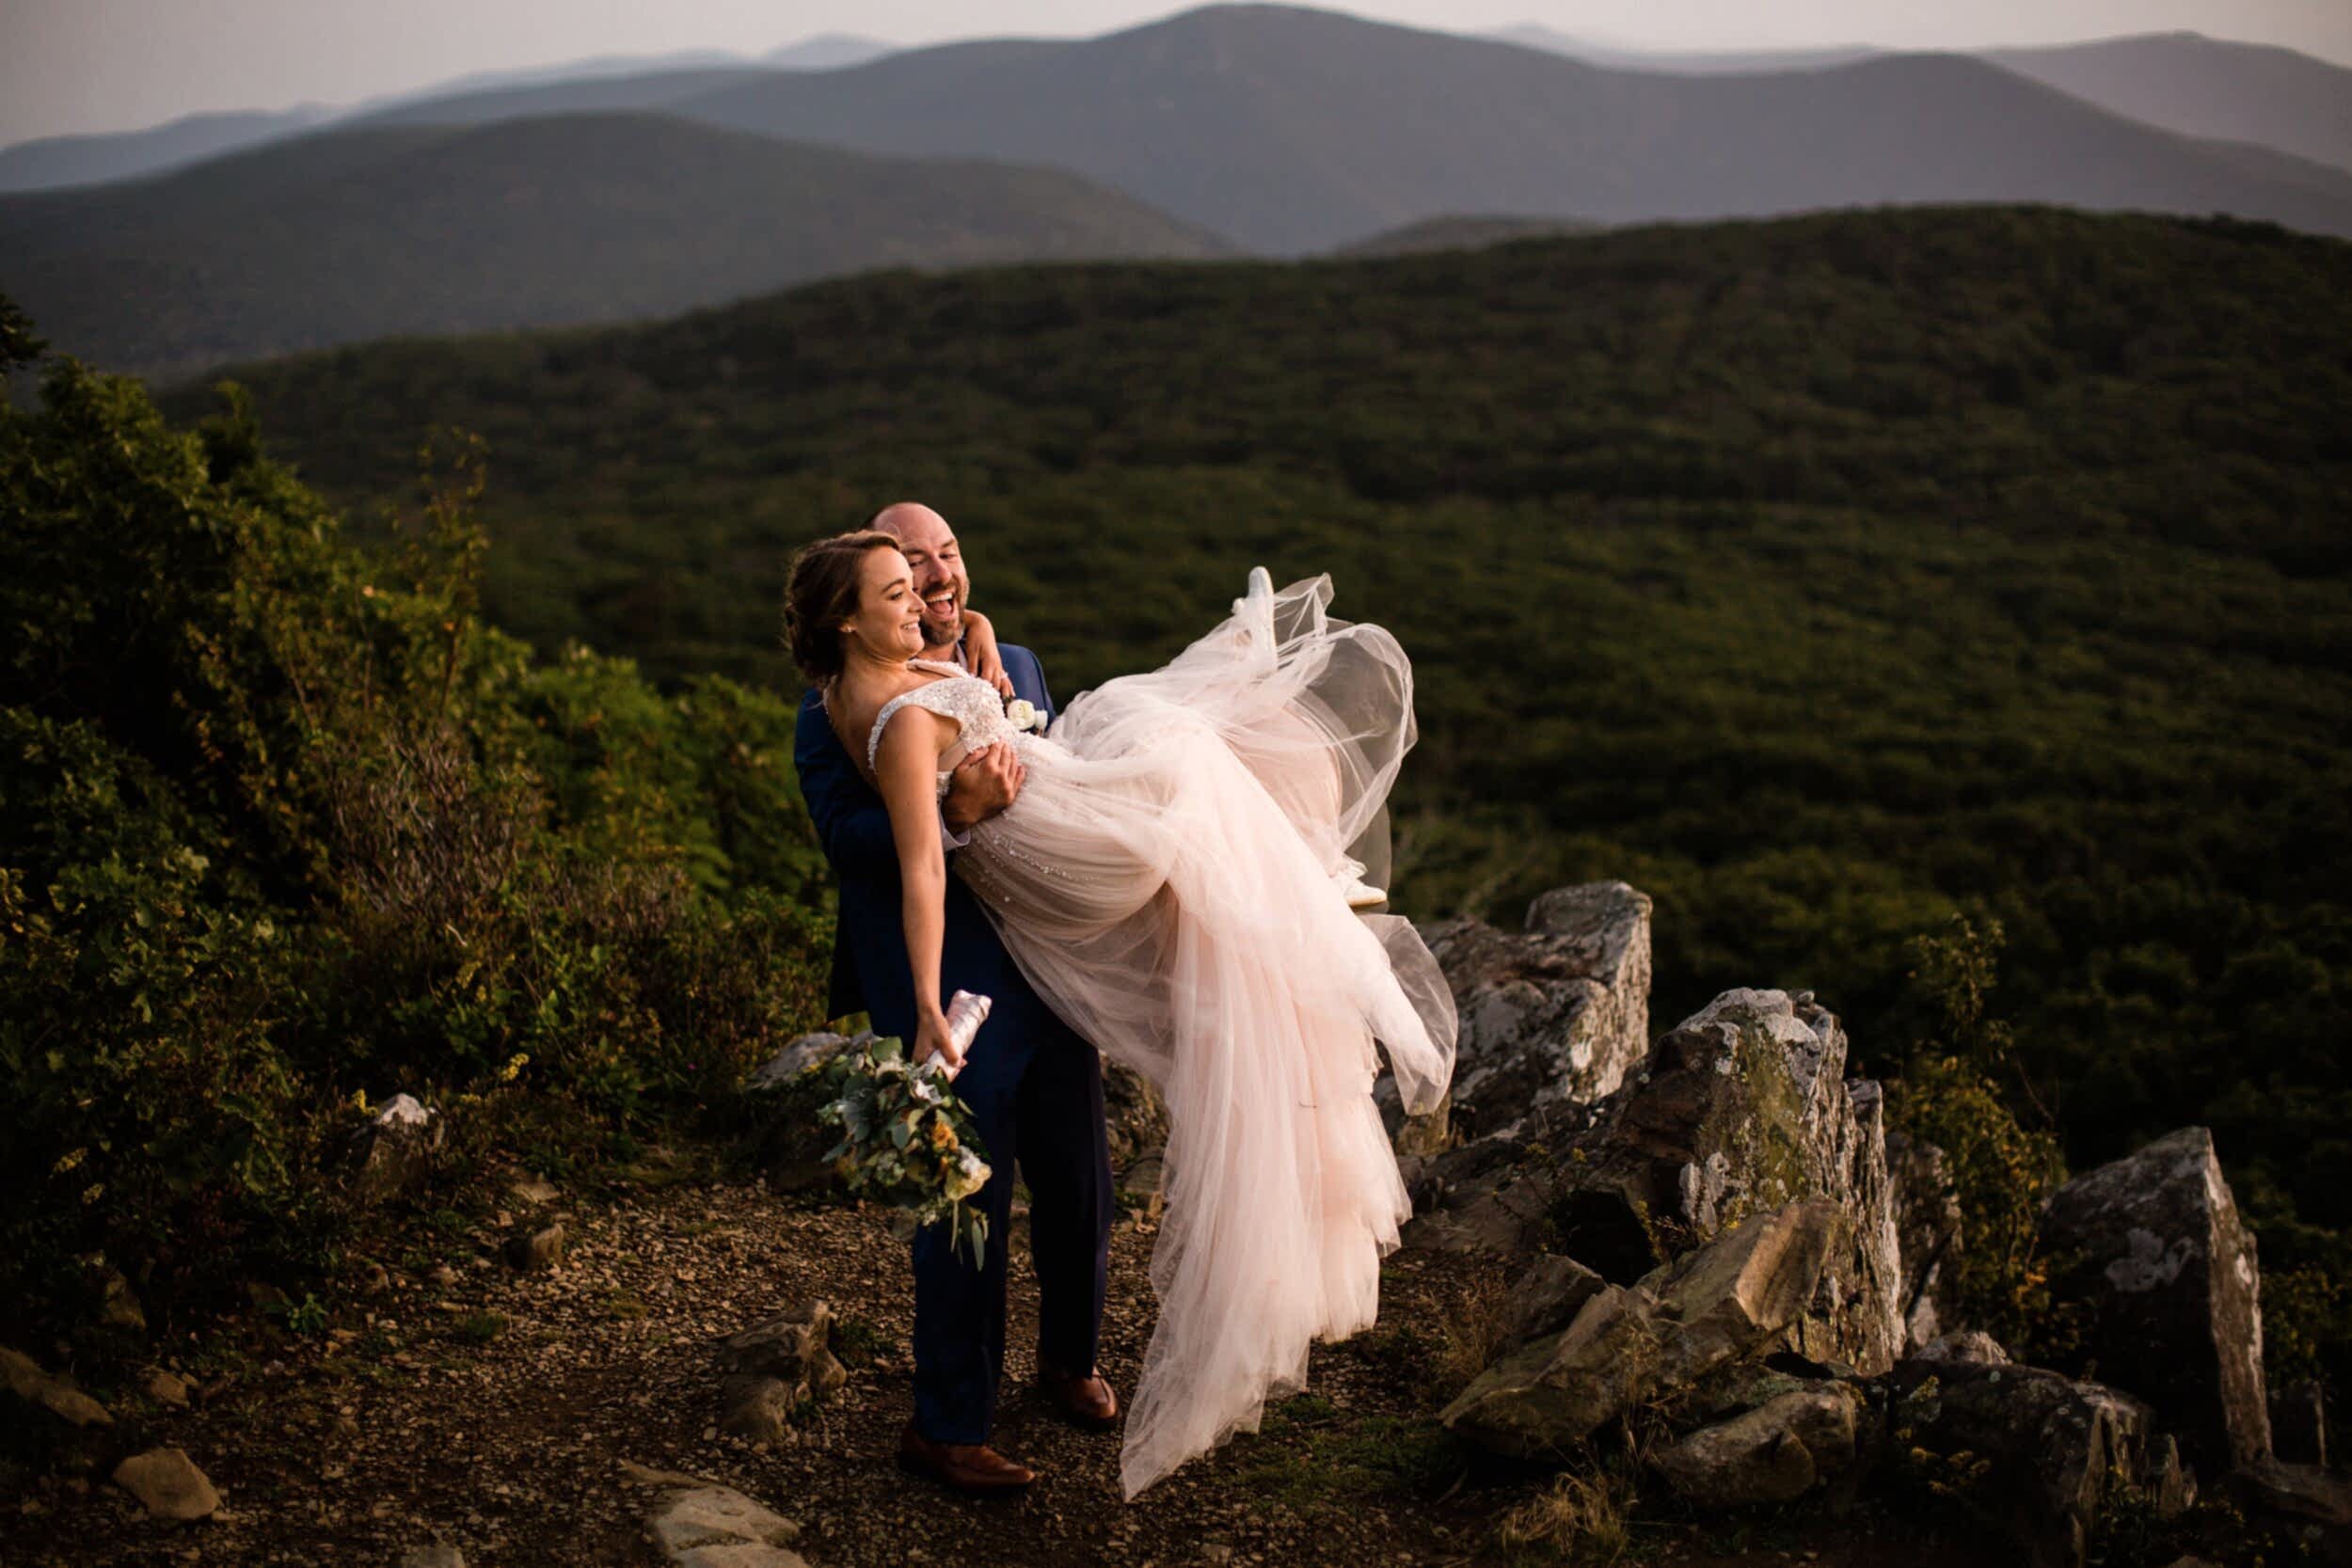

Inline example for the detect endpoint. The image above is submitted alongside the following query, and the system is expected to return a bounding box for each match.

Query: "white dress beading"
[866,570,1456,1498]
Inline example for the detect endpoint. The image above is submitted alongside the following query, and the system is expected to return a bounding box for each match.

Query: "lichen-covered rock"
[1652,1384,1866,1507]
[1393,881,1651,1147]
[1917,1330,2009,1366]
[1883,1128,1962,1352]
[1411,988,1904,1377]
[1889,1358,2183,1568]
[2038,1126,2270,1473]
[348,1093,443,1204]
[1441,1200,1841,1457]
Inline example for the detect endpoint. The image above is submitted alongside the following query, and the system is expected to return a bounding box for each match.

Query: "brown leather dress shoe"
[896,1421,1036,1494]
[1037,1362,1120,1432]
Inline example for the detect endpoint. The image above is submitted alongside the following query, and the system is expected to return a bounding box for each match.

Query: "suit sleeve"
[1012,645,1057,725]
[794,690,903,879]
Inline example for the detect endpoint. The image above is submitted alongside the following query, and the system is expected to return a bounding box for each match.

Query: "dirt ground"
[6,1160,2005,1566]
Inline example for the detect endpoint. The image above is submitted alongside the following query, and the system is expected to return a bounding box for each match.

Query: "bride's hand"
[914,1009,963,1076]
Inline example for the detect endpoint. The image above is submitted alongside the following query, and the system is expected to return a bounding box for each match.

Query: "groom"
[791,501,1118,1493]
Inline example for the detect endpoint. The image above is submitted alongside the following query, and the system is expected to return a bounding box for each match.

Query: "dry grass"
[1497,1465,1634,1561]
[1431,1264,1513,1396]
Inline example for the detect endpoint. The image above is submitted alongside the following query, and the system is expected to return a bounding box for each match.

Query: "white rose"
[1005,698,1041,733]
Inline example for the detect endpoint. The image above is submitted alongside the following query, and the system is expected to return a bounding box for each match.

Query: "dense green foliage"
[185,206,2352,1390]
[0,341,831,1340]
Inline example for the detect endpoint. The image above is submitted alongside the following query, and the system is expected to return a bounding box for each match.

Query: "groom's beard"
[919,613,961,658]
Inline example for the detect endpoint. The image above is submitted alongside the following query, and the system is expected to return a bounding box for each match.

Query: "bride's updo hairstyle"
[784,530,904,683]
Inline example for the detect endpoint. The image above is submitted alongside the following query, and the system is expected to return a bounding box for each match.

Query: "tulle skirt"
[954,571,1457,1498]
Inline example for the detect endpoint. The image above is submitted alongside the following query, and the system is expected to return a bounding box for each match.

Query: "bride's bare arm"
[872,705,962,1070]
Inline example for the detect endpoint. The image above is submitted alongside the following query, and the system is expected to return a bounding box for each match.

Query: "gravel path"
[7,1164,1994,1565]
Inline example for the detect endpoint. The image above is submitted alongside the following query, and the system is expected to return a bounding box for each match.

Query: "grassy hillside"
[0,112,1227,382]
[185,207,2352,1325]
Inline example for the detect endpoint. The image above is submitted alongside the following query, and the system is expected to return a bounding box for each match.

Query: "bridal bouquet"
[816,1034,995,1266]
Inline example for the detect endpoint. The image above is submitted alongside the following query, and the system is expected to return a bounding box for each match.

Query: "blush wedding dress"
[864,568,1457,1498]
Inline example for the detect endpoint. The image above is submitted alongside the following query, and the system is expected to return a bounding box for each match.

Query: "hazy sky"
[5,0,2349,147]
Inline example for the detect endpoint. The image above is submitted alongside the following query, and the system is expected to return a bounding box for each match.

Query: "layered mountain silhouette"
[0,106,334,195]
[1981,34,2352,175]
[643,6,2352,252]
[0,113,1226,383]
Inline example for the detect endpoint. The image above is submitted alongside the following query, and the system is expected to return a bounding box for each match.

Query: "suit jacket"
[792,642,1069,1047]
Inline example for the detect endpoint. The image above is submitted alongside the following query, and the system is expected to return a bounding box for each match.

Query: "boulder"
[1411,988,1905,1377]
[1884,1128,1962,1352]
[1916,1330,2009,1366]
[2037,1127,2270,1473]
[110,1446,220,1520]
[1652,1384,1866,1507]
[1890,1356,2188,1568]
[748,1032,865,1194]
[1394,881,1651,1148]
[718,1375,802,1448]
[2270,1379,2327,1467]
[715,1303,847,1411]
[1441,1200,1841,1457]
[1,1345,113,1430]
[348,1093,443,1204]
[2237,1456,2352,1562]
[1103,1057,1169,1172]
[1498,1255,1608,1347]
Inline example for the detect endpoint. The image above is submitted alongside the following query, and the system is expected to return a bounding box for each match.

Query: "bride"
[787,530,1457,1498]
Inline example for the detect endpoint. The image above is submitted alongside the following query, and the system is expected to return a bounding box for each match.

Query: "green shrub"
[0,334,830,1343]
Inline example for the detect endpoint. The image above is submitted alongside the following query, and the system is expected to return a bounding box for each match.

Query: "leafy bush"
[0,325,830,1341]
[1885,916,2074,1356]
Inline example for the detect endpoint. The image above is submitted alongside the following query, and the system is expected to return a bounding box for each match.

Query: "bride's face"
[842,546,927,662]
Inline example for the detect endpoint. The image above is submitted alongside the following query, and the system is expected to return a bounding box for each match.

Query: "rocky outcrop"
[2270,1379,2328,1467]
[1396,881,1651,1149]
[1884,1128,1962,1352]
[1890,1356,2192,1568]
[1411,988,1904,1376]
[1441,1200,1842,1457]
[1498,1255,1607,1347]
[1651,1383,1866,1507]
[2238,1456,2352,1561]
[348,1093,443,1204]
[2038,1127,2271,1473]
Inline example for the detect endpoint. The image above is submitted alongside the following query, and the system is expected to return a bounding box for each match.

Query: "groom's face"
[878,505,970,655]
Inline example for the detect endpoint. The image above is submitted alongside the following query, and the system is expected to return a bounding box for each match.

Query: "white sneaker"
[1336,872,1388,910]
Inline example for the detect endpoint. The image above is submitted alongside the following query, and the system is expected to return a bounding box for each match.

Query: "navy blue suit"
[792,643,1114,1445]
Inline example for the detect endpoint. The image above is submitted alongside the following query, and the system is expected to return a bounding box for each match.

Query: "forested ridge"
[171,205,2352,1388]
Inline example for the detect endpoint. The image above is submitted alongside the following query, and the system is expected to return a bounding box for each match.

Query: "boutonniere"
[1004,697,1045,734]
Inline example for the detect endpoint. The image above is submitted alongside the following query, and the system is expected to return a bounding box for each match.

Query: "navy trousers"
[909,1011,1114,1443]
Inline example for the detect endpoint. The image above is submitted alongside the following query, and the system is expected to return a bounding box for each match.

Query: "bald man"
[791,502,1118,1493]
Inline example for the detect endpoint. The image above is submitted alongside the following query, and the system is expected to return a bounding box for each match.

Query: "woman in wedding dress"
[789,530,1456,1499]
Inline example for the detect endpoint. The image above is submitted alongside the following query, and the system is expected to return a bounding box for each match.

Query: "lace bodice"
[865,659,1019,786]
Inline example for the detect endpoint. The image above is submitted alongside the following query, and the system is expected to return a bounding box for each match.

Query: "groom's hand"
[943,743,1025,833]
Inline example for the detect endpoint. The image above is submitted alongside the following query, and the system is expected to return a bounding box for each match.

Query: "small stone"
[510,1176,559,1206]
[143,1369,191,1408]
[505,1225,564,1273]
[401,1548,467,1568]
[111,1447,221,1520]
